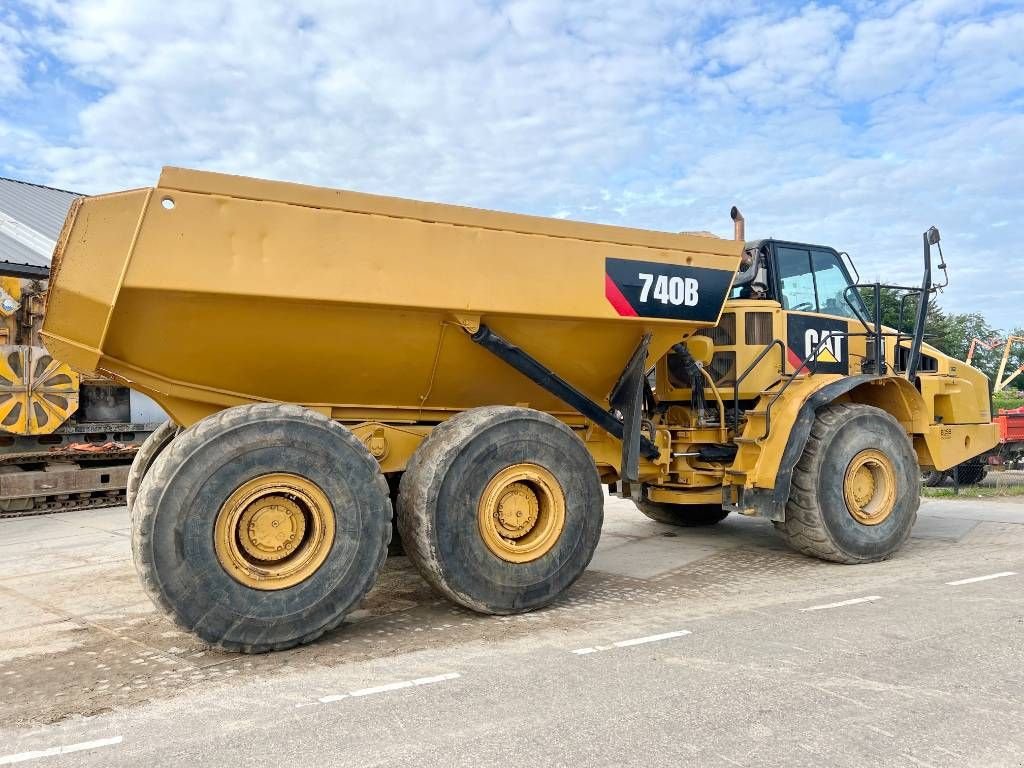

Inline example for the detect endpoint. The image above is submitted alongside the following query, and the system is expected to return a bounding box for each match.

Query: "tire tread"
[775,402,918,564]
[132,403,391,653]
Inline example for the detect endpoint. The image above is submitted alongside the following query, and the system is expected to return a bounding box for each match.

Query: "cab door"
[770,243,865,375]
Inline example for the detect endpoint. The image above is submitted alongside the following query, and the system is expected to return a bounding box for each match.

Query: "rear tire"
[132,403,391,652]
[126,419,178,515]
[776,403,918,564]
[397,406,603,614]
[922,469,946,487]
[635,498,729,527]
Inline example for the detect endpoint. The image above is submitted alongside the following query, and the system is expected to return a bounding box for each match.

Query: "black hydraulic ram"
[468,325,660,480]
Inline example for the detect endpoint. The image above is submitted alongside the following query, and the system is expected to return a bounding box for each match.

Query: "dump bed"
[41,167,743,426]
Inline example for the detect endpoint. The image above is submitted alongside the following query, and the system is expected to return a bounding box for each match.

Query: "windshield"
[776,246,864,319]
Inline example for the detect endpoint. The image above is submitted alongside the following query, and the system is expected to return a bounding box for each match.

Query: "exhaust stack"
[730,206,745,242]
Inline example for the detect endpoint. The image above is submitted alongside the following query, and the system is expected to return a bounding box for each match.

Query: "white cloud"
[702,4,850,107]
[0,19,27,94]
[1,0,1021,329]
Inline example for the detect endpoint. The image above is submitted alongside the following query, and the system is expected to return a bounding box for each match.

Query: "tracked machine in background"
[42,168,998,652]
[0,272,157,516]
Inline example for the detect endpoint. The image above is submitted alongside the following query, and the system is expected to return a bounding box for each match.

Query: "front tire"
[132,403,391,652]
[776,403,918,564]
[397,406,603,614]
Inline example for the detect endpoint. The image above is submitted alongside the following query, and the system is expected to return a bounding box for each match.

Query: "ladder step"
[759,375,802,396]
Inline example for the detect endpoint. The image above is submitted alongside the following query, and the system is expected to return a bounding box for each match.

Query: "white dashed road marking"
[307,672,461,706]
[800,595,883,612]
[0,736,123,765]
[571,630,691,655]
[946,571,1017,586]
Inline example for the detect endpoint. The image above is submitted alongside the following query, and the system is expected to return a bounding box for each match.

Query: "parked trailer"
[993,406,1024,468]
[41,168,998,652]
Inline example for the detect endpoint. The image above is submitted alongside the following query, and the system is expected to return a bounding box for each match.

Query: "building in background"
[0,176,163,515]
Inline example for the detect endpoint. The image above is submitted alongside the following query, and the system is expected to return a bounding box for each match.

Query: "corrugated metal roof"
[0,177,81,275]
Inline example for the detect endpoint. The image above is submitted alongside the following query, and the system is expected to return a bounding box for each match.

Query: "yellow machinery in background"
[0,275,80,435]
[0,274,153,515]
[41,168,998,652]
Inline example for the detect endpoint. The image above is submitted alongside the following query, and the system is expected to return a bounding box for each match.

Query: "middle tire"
[397,406,603,614]
[635,497,730,527]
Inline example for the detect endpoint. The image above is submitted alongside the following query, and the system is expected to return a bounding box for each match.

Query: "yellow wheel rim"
[843,449,897,526]
[478,463,566,563]
[214,473,335,590]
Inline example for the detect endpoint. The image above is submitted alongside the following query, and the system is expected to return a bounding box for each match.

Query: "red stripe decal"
[605,274,638,317]
[786,346,808,373]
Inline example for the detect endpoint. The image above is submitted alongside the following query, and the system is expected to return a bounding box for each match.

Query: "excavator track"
[0,434,147,519]
[0,488,126,519]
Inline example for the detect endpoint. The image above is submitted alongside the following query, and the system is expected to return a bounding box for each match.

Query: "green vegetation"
[859,287,1023,389]
[922,480,1024,498]
[993,389,1024,412]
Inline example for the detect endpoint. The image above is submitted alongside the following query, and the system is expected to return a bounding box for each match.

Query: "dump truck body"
[41,168,998,652]
[43,168,741,428]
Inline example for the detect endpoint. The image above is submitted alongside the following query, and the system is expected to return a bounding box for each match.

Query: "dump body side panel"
[42,168,743,428]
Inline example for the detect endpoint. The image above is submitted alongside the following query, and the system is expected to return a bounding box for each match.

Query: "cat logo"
[786,315,848,375]
[805,328,843,364]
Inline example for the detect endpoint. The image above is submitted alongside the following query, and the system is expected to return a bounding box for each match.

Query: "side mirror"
[927,226,941,245]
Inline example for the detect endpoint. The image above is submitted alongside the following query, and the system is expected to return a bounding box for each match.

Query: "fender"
[761,374,879,520]
[741,374,929,520]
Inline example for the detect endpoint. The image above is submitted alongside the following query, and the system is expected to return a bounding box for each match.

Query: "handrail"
[731,339,787,431]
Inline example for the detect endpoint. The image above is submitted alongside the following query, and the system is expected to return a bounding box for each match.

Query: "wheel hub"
[478,464,566,563]
[493,483,540,539]
[843,449,897,526]
[214,473,335,590]
[238,495,306,562]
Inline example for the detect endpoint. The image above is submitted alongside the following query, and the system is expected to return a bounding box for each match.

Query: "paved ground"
[0,494,1022,767]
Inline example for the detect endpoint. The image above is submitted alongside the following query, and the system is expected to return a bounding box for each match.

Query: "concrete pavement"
[0,494,1022,766]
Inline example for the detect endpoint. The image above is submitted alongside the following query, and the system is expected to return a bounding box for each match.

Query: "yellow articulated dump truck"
[40,168,998,652]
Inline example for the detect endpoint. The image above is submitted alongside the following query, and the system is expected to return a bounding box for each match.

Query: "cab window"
[776,247,817,312]
[775,246,862,319]
[812,249,859,318]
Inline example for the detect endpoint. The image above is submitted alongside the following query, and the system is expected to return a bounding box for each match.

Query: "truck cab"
[737,239,861,318]
[654,232,995,517]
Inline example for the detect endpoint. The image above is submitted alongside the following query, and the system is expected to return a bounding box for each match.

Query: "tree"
[857,287,1012,383]
[857,287,960,352]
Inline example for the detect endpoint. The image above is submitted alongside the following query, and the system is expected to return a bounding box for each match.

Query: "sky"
[1,0,1021,328]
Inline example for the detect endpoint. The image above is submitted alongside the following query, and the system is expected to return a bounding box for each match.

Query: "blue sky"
[1,0,1021,328]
